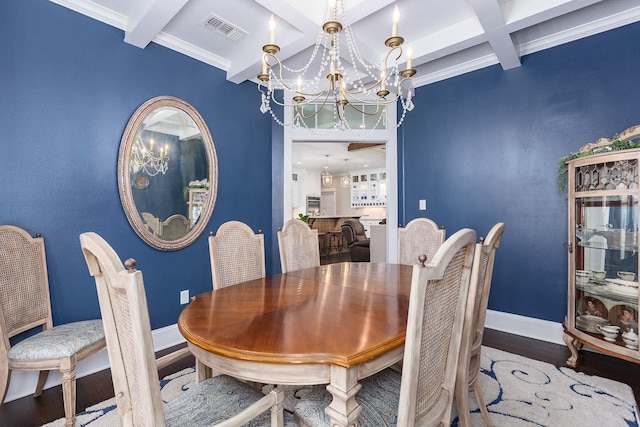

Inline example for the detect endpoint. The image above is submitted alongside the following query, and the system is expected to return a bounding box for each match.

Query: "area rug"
[43,346,638,426]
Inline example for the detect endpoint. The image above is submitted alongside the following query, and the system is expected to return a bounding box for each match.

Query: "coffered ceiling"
[48,0,640,172]
[51,0,640,88]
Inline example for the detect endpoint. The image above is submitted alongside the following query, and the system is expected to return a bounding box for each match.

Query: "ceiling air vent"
[203,14,248,42]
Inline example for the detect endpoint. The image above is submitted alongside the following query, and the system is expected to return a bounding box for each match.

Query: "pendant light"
[340,159,351,187]
[321,155,333,185]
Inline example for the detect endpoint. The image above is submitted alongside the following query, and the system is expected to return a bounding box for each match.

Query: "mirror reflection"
[118,96,217,250]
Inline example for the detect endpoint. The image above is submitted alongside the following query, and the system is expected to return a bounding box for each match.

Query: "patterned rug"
[43,346,638,426]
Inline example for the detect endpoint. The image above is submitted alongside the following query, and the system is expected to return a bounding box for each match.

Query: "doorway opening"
[282,103,398,264]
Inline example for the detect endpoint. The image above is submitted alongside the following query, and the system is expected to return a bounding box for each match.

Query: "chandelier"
[131,138,169,176]
[321,155,333,185]
[257,0,416,130]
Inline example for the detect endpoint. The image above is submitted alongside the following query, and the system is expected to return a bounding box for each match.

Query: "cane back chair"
[79,232,294,427]
[398,217,446,265]
[455,222,505,427]
[293,228,477,426]
[0,225,105,427]
[209,221,266,290]
[277,219,320,273]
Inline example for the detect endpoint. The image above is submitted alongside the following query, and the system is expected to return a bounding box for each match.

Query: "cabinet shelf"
[578,241,638,251]
[577,283,638,307]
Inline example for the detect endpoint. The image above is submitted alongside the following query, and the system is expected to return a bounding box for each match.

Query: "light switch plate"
[180,290,189,305]
[419,199,426,210]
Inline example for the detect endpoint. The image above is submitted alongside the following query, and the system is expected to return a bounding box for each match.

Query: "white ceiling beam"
[343,0,397,66]
[504,0,604,29]
[124,0,189,48]
[485,30,521,69]
[226,0,320,83]
[467,0,521,69]
[408,18,486,67]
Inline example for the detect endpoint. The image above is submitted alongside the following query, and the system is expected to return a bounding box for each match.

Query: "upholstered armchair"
[341,219,370,262]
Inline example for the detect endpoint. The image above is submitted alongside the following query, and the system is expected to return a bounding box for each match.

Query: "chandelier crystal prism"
[257,0,416,130]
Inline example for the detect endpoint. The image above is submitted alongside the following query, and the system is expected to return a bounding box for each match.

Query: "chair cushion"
[294,368,401,427]
[164,374,298,427]
[8,319,104,361]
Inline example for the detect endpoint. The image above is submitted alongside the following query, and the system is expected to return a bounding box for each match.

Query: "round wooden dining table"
[178,262,414,427]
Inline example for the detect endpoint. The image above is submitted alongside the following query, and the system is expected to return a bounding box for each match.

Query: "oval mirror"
[118,96,218,250]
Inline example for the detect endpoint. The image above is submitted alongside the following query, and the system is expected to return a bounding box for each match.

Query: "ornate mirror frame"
[118,96,218,250]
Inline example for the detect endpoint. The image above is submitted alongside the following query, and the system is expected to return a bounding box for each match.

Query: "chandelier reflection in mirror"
[131,138,169,176]
[257,0,416,130]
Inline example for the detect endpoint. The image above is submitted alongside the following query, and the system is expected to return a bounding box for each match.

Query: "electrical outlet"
[419,199,426,210]
[180,290,189,305]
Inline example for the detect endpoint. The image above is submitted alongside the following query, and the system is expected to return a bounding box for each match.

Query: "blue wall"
[400,21,640,322]
[2,1,640,331]
[0,1,274,329]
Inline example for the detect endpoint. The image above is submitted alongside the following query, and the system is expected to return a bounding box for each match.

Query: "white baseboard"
[4,311,564,403]
[484,309,565,345]
[4,323,187,403]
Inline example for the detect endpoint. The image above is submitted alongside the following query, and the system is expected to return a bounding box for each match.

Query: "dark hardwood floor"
[1,329,638,426]
[0,345,195,427]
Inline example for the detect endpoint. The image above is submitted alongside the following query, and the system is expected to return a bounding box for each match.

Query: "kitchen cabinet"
[350,168,386,207]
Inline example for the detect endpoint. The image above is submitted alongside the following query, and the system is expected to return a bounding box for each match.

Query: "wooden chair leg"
[473,378,493,427]
[0,366,11,404]
[60,359,77,427]
[454,377,473,427]
[34,370,50,397]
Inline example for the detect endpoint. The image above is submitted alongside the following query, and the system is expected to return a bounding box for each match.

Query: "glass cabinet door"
[574,195,639,344]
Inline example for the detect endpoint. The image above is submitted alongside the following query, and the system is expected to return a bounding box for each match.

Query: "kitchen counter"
[307,216,360,233]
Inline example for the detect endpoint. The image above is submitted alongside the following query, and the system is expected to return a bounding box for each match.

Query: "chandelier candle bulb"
[328,0,335,20]
[269,15,275,45]
[407,47,413,69]
[392,6,399,37]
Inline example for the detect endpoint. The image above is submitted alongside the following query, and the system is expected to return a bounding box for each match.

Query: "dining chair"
[161,214,190,240]
[79,232,294,427]
[293,228,477,427]
[397,217,446,265]
[209,221,266,290]
[0,225,106,427]
[277,219,320,273]
[141,212,162,237]
[455,222,505,427]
